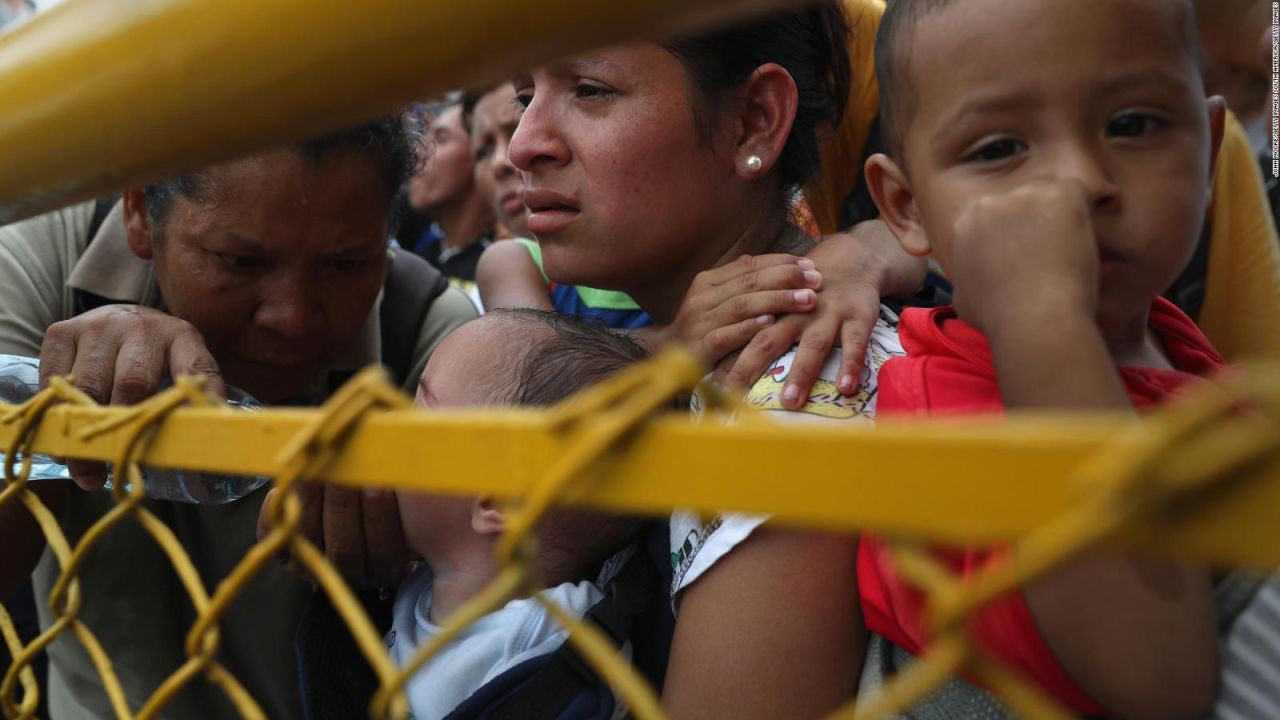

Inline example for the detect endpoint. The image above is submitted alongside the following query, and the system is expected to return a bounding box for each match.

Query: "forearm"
[986,314,1217,717]
[811,222,927,301]
[1023,553,1217,720]
[986,312,1128,410]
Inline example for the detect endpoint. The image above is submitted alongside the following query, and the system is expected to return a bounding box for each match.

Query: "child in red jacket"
[862,0,1226,717]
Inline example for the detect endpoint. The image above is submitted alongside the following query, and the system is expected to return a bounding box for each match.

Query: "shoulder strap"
[474,546,660,720]
[72,195,124,316]
[378,247,450,387]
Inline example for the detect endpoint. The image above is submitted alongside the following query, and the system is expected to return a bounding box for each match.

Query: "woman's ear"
[865,154,931,257]
[122,188,158,260]
[734,63,799,180]
[471,498,506,536]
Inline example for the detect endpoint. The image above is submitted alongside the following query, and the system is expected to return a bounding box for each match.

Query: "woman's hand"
[656,253,823,360]
[718,220,925,409]
[39,304,226,489]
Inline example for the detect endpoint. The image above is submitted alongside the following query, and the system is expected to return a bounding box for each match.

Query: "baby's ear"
[865,154,931,257]
[471,498,506,536]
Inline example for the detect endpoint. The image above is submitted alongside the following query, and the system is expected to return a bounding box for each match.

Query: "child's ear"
[122,188,158,260]
[865,154,931,257]
[1205,95,1228,193]
[471,498,505,536]
[733,62,798,179]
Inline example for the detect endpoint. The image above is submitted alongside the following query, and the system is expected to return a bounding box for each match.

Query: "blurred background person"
[465,85,529,239]
[404,100,496,284]
[0,0,35,30]
[1194,0,1272,138]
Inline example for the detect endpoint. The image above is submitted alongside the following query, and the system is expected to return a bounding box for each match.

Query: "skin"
[126,150,390,405]
[24,147,413,590]
[408,106,495,251]
[1192,0,1272,123]
[470,85,529,237]
[510,45,795,322]
[866,0,1223,716]
[401,319,515,622]
[510,44,867,718]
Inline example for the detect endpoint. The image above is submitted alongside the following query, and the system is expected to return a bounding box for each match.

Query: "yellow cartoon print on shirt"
[744,309,904,419]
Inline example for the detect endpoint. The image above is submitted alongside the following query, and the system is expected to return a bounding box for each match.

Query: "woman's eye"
[574,83,614,101]
[1108,113,1163,138]
[514,92,533,110]
[967,138,1027,163]
[474,141,493,161]
[219,254,264,270]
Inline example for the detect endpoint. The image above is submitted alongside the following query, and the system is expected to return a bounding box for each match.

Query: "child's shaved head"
[874,0,1203,158]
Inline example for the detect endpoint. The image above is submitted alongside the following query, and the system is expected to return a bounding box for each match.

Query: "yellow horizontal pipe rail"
[3,403,1278,570]
[0,0,798,223]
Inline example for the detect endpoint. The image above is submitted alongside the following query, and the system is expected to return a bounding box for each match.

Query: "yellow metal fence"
[1,351,1278,719]
[1,0,1278,717]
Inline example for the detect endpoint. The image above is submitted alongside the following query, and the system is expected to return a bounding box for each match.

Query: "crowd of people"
[1,0,1278,718]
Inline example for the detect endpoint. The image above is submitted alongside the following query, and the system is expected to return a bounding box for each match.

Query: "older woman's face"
[131,150,390,403]
[509,44,741,296]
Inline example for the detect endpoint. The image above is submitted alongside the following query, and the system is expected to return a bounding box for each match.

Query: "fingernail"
[794,290,815,304]
[782,385,801,406]
[797,258,817,270]
[839,374,855,391]
[803,270,822,286]
[756,314,774,326]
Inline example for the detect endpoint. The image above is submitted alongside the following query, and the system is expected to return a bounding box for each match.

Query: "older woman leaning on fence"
[0,120,478,720]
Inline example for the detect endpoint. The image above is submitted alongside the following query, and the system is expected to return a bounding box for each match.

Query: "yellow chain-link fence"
[1,0,1279,718]
[1,350,1278,719]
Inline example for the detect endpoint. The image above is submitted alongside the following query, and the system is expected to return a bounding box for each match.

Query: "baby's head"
[866,0,1225,333]
[401,309,648,584]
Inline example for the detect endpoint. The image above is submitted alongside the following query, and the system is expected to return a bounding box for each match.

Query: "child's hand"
[950,180,1099,335]
[717,221,922,406]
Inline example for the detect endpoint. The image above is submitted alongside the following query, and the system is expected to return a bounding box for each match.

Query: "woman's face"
[470,85,529,237]
[509,44,744,303]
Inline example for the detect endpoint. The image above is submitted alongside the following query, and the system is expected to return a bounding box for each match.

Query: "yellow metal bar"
[3,402,1278,569]
[0,0,798,224]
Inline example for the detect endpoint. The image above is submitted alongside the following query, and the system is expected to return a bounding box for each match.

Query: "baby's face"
[402,318,517,559]
[895,0,1218,333]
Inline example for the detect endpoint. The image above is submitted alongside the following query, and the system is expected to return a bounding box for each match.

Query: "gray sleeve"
[0,203,91,358]
[400,286,479,395]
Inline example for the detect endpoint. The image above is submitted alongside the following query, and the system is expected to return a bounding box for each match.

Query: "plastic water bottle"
[0,354,269,504]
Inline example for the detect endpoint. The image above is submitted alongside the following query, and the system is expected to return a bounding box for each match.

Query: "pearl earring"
[745,155,763,173]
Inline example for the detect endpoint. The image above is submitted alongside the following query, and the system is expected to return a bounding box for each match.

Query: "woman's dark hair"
[661,1,852,193]
[143,114,417,229]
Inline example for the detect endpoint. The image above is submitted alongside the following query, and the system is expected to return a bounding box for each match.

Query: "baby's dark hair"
[875,0,1202,158]
[483,308,651,583]
[662,0,852,194]
[483,308,650,407]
